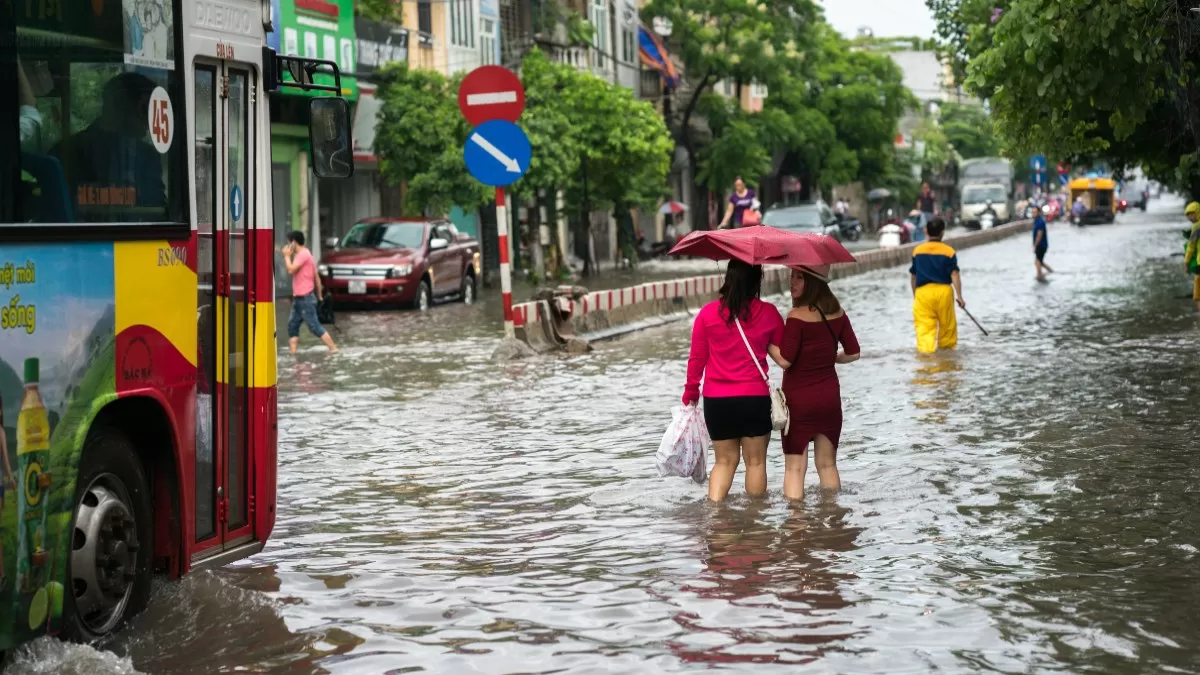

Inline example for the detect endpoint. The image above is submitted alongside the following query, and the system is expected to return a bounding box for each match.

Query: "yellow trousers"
[913,283,957,353]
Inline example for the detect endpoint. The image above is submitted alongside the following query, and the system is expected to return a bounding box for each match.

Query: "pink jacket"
[683,298,784,404]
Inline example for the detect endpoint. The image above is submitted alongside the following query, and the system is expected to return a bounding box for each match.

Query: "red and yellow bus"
[0,0,350,651]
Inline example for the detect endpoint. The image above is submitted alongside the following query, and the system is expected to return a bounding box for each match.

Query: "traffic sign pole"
[496,187,515,339]
[458,65,527,340]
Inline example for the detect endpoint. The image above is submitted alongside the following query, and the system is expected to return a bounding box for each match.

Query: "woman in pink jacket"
[683,260,785,502]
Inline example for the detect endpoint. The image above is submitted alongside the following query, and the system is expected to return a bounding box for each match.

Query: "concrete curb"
[513,220,1032,348]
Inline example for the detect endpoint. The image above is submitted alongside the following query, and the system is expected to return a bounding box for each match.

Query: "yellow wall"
[400,0,449,74]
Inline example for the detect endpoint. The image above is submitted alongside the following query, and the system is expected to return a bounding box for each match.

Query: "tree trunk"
[580,160,597,277]
[681,72,714,232]
[529,191,544,282]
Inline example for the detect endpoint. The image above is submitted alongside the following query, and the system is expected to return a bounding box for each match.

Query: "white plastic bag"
[655,404,710,483]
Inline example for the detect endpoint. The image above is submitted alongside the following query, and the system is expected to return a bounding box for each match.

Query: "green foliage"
[914,116,953,172]
[374,52,671,218]
[933,0,1200,194]
[938,101,1000,159]
[355,0,402,25]
[374,64,489,216]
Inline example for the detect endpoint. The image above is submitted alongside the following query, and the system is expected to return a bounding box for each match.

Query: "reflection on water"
[10,202,1200,674]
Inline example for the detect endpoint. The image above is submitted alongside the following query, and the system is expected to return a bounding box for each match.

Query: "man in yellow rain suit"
[910,218,966,353]
[1186,202,1200,312]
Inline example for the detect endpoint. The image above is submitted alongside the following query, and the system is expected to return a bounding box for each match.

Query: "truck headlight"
[318,264,330,277]
[386,264,412,279]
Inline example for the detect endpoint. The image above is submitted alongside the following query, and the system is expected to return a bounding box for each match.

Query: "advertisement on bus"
[0,244,116,647]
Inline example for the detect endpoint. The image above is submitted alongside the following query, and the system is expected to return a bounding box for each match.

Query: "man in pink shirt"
[283,231,338,354]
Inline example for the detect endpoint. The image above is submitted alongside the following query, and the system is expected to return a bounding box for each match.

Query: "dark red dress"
[779,314,860,455]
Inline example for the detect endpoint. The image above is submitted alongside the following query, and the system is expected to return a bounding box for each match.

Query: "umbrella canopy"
[668,227,856,267]
[867,188,893,201]
[658,201,688,215]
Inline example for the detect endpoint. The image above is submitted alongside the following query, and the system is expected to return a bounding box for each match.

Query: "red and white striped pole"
[496,186,515,339]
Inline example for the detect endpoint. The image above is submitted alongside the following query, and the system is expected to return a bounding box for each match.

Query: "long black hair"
[719,259,763,326]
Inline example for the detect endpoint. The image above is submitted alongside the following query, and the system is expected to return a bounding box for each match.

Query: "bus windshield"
[3,0,186,226]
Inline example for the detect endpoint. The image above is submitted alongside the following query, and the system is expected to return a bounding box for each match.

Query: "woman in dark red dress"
[768,265,861,501]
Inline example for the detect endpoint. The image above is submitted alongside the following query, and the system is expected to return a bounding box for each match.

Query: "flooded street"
[11,200,1200,674]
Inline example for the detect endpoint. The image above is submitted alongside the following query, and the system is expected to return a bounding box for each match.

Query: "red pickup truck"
[319,218,481,310]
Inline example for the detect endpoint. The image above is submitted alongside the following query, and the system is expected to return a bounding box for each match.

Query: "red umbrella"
[668,227,856,267]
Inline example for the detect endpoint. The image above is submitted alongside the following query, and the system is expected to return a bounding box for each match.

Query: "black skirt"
[703,395,772,441]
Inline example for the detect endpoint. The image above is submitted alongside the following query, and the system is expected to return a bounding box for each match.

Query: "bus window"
[4,0,186,227]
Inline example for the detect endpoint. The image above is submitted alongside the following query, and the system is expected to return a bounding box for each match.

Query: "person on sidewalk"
[1032,206,1054,281]
[718,177,757,229]
[682,260,784,502]
[910,218,965,353]
[282,231,338,354]
[1185,201,1200,312]
[916,183,937,230]
[767,265,861,501]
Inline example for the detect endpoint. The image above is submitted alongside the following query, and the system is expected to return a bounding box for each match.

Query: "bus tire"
[62,426,154,642]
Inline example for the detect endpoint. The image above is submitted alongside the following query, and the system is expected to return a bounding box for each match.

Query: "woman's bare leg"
[741,435,769,497]
[813,434,840,491]
[708,439,741,502]
[783,451,808,501]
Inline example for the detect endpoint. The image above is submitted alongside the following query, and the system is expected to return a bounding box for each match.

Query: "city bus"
[0,0,351,652]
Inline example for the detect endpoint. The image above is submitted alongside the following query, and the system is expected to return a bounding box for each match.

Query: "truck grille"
[328,265,392,280]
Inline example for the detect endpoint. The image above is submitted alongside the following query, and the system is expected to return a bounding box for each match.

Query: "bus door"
[194,59,257,562]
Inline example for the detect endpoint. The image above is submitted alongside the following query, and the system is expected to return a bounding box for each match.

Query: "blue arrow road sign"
[1032,171,1044,186]
[1030,154,1046,171]
[230,184,243,222]
[464,120,531,187]
[1059,173,1069,187]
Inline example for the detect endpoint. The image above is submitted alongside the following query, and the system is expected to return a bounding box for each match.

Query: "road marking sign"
[463,120,531,187]
[458,65,525,126]
[230,184,243,222]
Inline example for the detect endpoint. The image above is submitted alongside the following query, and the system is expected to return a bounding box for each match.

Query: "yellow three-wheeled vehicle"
[1068,178,1117,225]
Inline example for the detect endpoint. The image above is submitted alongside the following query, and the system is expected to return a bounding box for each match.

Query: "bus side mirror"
[308,98,354,180]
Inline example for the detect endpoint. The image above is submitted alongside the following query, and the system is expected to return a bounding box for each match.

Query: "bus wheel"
[64,427,153,641]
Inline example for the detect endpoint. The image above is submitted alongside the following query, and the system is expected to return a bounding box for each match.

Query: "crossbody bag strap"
[734,317,769,383]
[814,307,841,346]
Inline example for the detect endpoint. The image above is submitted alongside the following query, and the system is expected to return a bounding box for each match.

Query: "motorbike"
[835,213,864,241]
[979,201,997,230]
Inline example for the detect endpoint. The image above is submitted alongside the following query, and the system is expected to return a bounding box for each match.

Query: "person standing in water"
[1032,206,1053,281]
[282,231,338,354]
[768,266,860,501]
[910,218,965,353]
[1185,201,1200,312]
[718,177,757,229]
[682,260,784,502]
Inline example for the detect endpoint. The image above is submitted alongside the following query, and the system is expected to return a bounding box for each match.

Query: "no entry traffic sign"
[458,65,526,127]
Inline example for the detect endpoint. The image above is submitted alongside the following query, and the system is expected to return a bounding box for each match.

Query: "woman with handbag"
[682,260,785,502]
[768,265,860,501]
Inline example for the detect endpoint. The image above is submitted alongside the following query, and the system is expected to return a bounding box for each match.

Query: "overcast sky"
[818,0,937,39]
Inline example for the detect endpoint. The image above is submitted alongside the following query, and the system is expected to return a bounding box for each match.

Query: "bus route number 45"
[148,86,173,154]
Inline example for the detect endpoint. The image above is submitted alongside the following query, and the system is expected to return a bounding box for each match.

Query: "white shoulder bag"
[734,318,789,434]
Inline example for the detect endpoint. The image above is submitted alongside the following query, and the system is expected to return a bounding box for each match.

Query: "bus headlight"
[386,264,411,279]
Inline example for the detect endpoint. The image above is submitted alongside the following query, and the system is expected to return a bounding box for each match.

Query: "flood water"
[8,200,1200,674]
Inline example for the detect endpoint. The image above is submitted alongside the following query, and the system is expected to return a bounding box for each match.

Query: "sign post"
[458,66,529,340]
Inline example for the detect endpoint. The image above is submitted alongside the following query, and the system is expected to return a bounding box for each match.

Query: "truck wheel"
[460,272,476,304]
[411,279,431,312]
[63,426,153,641]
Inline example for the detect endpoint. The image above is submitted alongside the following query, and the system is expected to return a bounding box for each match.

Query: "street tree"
[932,0,1200,193]
[640,0,821,224]
[938,101,1000,160]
